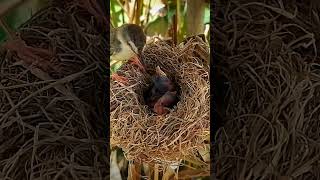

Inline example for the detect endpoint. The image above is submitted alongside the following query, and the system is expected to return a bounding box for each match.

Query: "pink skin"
[153,91,177,115]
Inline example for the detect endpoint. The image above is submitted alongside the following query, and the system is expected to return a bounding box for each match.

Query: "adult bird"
[110,23,146,84]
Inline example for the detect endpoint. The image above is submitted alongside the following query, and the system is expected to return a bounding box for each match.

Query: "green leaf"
[0,0,47,42]
[111,0,128,26]
[111,0,122,12]
[110,60,123,74]
[0,28,7,43]
[204,6,210,24]
[145,17,168,36]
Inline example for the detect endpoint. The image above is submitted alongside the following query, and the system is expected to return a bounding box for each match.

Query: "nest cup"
[110,37,210,164]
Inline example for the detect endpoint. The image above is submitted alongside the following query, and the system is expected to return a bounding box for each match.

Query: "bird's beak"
[155,66,167,76]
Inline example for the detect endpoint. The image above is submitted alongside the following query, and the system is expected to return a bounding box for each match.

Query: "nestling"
[110,23,146,84]
[145,66,176,107]
[145,66,178,115]
[151,66,176,94]
[153,91,178,115]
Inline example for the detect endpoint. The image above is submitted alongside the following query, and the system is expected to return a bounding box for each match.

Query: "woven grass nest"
[110,37,210,165]
[213,0,320,179]
[0,1,108,179]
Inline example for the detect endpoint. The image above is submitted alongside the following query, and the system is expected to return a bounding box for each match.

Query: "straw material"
[213,0,320,179]
[110,37,210,165]
[0,1,108,179]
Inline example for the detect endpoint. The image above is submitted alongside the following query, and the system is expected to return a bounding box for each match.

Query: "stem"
[146,0,152,24]
[186,0,205,36]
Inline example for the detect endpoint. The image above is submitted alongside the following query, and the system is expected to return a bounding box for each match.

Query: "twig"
[146,0,152,24]
[172,14,177,45]
[0,63,98,123]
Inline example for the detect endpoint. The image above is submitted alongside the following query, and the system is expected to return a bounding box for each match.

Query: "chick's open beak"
[155,66,167,77]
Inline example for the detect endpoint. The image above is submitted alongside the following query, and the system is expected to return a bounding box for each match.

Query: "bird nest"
[0,1,108,179]
[213,0,320,179]
[110,38,210,165]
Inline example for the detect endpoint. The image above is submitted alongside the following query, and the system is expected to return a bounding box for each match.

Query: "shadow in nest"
[142,69,181,116]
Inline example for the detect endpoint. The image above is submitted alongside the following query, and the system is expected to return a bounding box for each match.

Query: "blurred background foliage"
[110,0,210,179]
[110,0,210,73]
[0,0,48,43]
[110,0,210,42]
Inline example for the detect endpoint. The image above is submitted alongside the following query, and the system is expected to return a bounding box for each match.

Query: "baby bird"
[153,91,178,115]
[145,66,178,115]
[151,66,175,93]
[110,23,146,84]
[146,66,175,106]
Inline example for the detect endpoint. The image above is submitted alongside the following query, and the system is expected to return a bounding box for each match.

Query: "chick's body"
[145,66,178,115]
[151,75,175,94]
[146,75,175,106]
[154,91,178,115]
